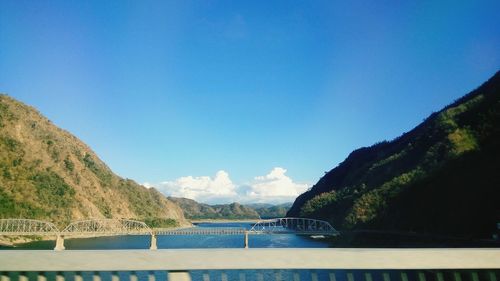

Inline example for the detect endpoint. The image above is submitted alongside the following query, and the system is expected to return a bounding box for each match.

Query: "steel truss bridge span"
[0,217,338,236]
[250,217,338,235]
[158,217,338,236]
[62,219,152,236]
[0,219,59,236]
[0,217,338,250]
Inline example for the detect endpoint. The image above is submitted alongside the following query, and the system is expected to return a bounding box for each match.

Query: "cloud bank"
[146,167,309,204]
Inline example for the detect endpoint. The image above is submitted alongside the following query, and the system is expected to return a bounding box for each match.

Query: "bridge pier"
[244,231,249,249]
[54,235,65,251]
[149,234,157,250]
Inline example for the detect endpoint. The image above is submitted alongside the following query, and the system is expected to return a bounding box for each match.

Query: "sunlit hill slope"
[0,95,187,228]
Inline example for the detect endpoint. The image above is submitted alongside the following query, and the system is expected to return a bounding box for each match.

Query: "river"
[7,222,332,250]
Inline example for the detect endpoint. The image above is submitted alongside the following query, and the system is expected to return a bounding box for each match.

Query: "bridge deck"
[155,227,338,235]
[0,232,59,236]
[0,229,338,237]
[155,227,246,235]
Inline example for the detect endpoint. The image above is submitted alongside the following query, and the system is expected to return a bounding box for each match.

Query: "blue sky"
[1,1,499,203]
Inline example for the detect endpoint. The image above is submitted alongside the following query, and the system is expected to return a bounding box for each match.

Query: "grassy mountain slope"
[0,94,187,228]
[287,71,500,239]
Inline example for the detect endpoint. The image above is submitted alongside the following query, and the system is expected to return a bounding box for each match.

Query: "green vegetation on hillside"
[143,218,179,228]
[288,71,500,240]
[0,94,186,227]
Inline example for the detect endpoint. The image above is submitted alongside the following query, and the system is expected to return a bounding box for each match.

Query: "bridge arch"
[249,217,338,235]
[62,219,152,236]
[0,219,60,236]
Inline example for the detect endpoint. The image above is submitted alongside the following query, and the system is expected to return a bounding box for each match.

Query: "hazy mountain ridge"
[0,94,187,228]
[288,71,500,239]
[169,197,292,219]
[251,202,292,219]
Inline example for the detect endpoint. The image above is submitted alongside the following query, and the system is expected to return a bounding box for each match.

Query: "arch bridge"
[60,219,155,251]
[62,219,152,236]
[0,219,59,236]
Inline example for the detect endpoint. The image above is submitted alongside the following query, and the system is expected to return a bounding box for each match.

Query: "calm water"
[8,222,331,250]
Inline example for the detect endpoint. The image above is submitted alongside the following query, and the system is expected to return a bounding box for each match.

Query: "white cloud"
[242,167,309,204]
[155,170,237,204]
[148,167,309,205]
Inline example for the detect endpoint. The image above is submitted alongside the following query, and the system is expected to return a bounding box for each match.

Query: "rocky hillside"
[168,197,260,219]
[288,71,500,239]
[0,94,187,228]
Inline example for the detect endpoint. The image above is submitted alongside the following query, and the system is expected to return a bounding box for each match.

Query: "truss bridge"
[0,217,338,250]
[0,219,59,236]
[62,219,152,236]
[250,217,338,235]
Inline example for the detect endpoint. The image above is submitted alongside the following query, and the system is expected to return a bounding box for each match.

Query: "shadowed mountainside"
[288,71,500,240]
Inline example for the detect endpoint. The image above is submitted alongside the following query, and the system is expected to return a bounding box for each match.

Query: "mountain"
[288,72,500,240]
[168,197,260,219]
[250,202,293,219]
[0,94,187,228]
[244,203,274,209]
[168,197,293,220]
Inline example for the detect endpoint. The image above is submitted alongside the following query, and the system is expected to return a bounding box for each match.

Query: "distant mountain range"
[288,71,500,240]
[250,202,293,219]
[0,94,187,228]
[168,197,292,219]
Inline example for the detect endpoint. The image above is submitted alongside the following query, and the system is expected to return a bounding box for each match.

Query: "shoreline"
[0,235,54,247]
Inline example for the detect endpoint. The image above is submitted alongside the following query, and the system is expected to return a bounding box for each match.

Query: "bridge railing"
[1,248,499,281]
